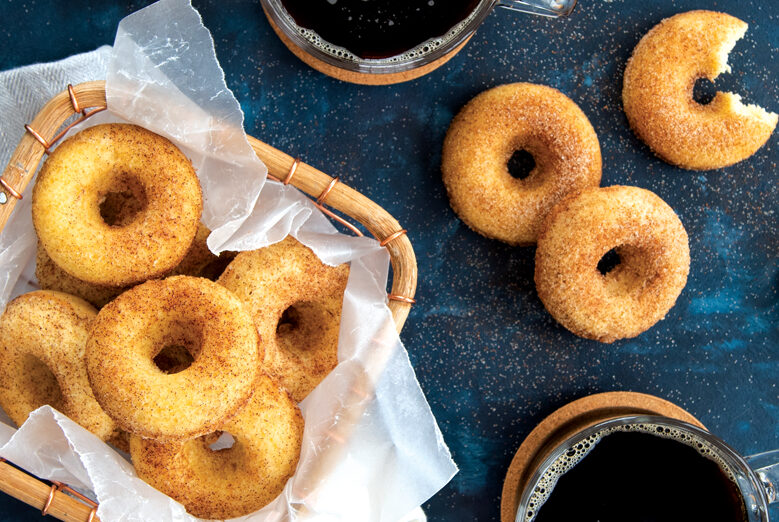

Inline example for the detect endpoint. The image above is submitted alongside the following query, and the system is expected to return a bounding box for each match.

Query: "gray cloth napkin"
[0,46,112,174]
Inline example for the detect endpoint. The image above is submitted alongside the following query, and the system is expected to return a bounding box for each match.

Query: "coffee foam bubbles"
[522,422,740,522]
[278,5,481,65]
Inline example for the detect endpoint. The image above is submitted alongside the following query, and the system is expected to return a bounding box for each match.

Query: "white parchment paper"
[0,0,457,520]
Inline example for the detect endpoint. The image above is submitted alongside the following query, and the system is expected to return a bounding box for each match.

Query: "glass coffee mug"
[260,0,577,85]
[516,416,779,522]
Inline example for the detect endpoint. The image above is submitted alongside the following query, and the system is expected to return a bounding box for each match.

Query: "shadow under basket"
[0,80,418,522]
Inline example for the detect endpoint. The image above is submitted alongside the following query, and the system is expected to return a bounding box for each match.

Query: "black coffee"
[531,430,747,522]
[279,0,481,59]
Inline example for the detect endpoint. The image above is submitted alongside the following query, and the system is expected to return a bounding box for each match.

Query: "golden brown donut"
[0,291,117,441]
[623,10,778,170]
[86,276,260,441]
[197,250,238,281]
[218,237,349,402]
[442,83,602,245]
[35,246,125,309]
[36,224,221,309]
[534,186,690,343]
[168,223,219,278]
[130,373,303,519]
[32,123,203,286]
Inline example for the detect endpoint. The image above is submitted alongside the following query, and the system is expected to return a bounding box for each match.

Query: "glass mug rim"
[515,414,771,522]
[260,0,499,76]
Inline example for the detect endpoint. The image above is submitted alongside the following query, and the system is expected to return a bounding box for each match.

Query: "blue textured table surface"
[1,1,777,521]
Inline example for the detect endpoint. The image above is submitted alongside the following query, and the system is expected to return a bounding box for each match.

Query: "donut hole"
[196,431,245,475]
[277,305,302,333]
[151,320,203,375]
[693,77,717,105]
[276,301,334,353]
[597,248,621,275]
[20,354,63,415]
[507,149,536,180]
[204,430,236,452]
[153,345,195,374]
[599,245,658,295]
[99,172,148,227]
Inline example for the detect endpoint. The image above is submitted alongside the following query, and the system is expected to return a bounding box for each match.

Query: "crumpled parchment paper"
[0,0,457,520]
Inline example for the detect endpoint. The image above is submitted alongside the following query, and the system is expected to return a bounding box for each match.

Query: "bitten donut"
[0,291,117,441]
[130,373,303,520]
[535,186,690,343]
[32,123,203,286]
[218,237,349,402]
[442,83,602,245]
[86,276,260,440]
[623,10,778,170]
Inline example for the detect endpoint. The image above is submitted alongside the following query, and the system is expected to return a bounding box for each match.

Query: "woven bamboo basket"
[0,80,418,522]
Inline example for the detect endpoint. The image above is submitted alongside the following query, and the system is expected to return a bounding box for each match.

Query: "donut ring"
[623,10,778,170]
[534,186,690,343]
[35,245,125,309]
[130,373,303,520]
[32,123,203,286]
[86,276,260,440]
[218,237,349,402]
[442,83,602,245]
[0,291,117,441]
[37,224,220,309]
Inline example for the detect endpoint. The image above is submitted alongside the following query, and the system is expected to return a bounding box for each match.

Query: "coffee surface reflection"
[279,0,481,59]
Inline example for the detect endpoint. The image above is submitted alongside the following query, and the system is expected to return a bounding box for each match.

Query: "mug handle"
[746,450,779,504]
[496,0,577,17]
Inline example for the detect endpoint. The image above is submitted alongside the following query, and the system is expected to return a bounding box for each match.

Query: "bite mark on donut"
[711,21,744,78]
[623,12,777,169]
[703,23,776,124]
[727,92,778,127]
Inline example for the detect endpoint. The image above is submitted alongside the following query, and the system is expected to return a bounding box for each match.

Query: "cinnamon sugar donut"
[36,224,220,309]
[0,291,117,441]
[218,237,349,402]
[35,246,125,309]
[86,276,260,441]
[623,10,778,170]
[442,83,602,245]
[32,124,202,286]
[535,186,690,343]
[130,373,303,519]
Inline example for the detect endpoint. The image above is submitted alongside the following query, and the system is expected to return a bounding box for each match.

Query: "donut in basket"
[0,123,354,518]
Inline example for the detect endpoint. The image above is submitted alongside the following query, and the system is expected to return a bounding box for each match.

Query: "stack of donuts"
[442,10,776,343]
[0,123,350,519]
